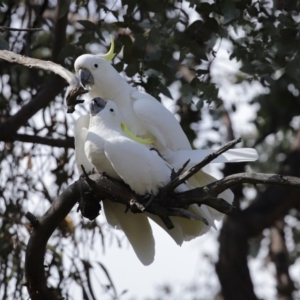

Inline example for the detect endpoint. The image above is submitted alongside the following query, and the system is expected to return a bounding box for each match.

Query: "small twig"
[0,26,43,32]
[25,212,40,228]
[158,216,174,230]
[166,208,209,225]
[203,173,299,196]
[66,87,87,113]
[170,159,190,180]
[178,137,241,184]
[80,165,97,190]
[165,138,242,192]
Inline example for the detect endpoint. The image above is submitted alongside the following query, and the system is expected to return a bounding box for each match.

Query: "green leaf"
[59,0,70,18]
[196,68,209,75]
[113,62,124,72]
[0,36,9,50]
[133,34,147,50]
[159,85,173,100]
[125,62,139,77]
[195,3,214,15]
[58,44,76,61]
[76,0,88,5]
[221,1,240,24]
[111,10,119,20]
[182,93,193,104]
[149,27,161,45]
[143,0,164,13]
[196,99,204,109]
[144,50,161,62]
[240,64,256,75]
[77,20,96,30]
[286,61,299,81]
[199,83,221,105]
[114,21,127,28]
[77,34,92,46]
[179,47,190,62]
[122,35,133,64]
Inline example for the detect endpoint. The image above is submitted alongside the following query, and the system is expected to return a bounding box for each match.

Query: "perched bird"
[85,98,179,195]
[73,36,257,217]
[73,37,258,264]
[78,97,220,265]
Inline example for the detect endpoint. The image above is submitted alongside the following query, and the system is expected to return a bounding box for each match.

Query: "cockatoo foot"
[141,193,156,209]
[129,193,156,213]
[77,177,102,220]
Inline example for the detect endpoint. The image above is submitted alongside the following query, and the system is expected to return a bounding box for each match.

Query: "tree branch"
[0,50,74,83]
[0,26,43,32]
[269,220,295,299]
[25,168,300,299]
[1,133,74,148]
[25,181,82,300]
[0,50,87,113]
[216,151,300,300]
[0,5,82,137]
[0,75,66,137]
[163,138,242,192]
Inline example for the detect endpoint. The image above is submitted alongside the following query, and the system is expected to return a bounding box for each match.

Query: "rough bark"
[25,171,300,300]
[216,150,300,300]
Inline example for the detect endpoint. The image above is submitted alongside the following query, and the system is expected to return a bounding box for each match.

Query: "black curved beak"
[90,97,107,116]
[78,68,94,88]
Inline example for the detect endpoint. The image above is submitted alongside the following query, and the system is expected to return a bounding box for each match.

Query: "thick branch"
[25,167,300,299]
[0,75,66,137]
[269,220,295,299]
[0,50,86,113]
[25,181,82,300]
[216,171,300,299]
[1,133,74,148]
[0,50,74,83]
[0,5,74,137]
[175,173,300,210]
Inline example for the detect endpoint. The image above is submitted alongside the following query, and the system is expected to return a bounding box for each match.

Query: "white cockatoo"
[73,36,257,203]
[77,97,219,265]
[73,38,258,263]
[74,97,257,265]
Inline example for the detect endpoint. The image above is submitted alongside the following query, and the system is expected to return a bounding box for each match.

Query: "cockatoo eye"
[94,64,98,68]
[110,108,114,112]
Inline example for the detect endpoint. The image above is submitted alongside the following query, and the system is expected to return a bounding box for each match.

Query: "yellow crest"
[102,35,116,61]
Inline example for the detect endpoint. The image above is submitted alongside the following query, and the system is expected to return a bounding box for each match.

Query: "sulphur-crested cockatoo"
[79,97,223,264]
[74,36,257,164]
[73,37,257,218]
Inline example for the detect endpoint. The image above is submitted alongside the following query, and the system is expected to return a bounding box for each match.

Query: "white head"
[74,36,129,99]
[89,97,124,130]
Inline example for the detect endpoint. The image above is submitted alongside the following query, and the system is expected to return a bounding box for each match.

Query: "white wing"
[147,210,210,245]
[169,148,258,169]
[74,115,93,173]
[103,201,155,266]
[130,90,236,221]
[74,115,121,228]
[104,136,171,195]
[131,90,191,151]
[103,135,212,244]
